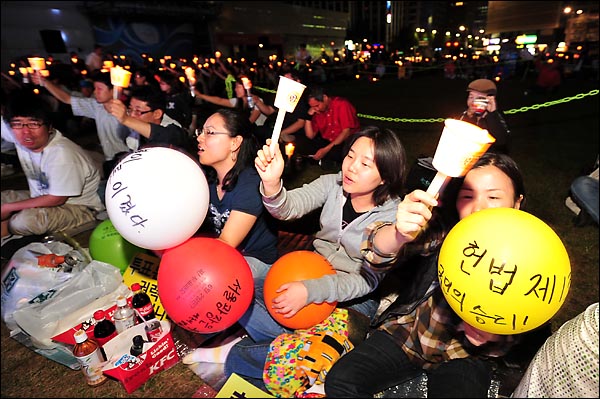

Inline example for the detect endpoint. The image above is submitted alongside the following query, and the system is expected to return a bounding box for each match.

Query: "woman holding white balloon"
[195,108,279,277]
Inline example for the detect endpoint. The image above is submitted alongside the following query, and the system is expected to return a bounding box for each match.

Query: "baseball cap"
[467,79,497,96]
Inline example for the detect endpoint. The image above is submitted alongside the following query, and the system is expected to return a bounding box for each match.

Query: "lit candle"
[27,57,46,71]
[184,67,196,97]
[110,66,132,99]
[240,77,252,91]
[103,60,114,69]
[285,143,295,157]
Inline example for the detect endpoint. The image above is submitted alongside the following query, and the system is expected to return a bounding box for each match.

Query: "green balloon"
[89,219,145,274]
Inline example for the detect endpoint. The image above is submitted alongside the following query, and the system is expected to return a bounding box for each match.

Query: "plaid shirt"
[379,283,515,370]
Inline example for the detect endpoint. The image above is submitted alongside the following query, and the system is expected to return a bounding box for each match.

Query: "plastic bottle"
[92,309,117,360]
[72,329,108,387]
[131,283,156,322]
[130,334,146,357]
[113,295,136,333]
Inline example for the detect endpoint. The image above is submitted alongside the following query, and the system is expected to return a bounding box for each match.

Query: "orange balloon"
[263,251,337,330]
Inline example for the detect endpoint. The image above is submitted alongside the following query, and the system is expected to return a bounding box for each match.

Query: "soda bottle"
[131,283,156,322]
[130,334,146,357]
[113,295,136,333]
[92,309,117,360]
[72,329,108,387]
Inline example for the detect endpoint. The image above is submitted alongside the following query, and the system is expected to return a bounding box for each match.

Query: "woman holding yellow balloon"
[325,152,552,398]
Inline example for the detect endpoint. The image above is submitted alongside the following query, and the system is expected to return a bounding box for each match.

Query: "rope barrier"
[254,86,598,124]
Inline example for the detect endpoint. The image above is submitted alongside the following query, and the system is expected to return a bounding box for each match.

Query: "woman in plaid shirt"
[326,152,527,398]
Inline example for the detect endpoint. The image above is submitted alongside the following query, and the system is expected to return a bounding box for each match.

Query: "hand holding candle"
[426,119,496,196]
[270,76,306,152]
[409,119,495,240]
[110,66,132,100]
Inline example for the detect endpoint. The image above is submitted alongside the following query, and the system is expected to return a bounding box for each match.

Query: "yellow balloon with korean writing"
[438,208,571,334]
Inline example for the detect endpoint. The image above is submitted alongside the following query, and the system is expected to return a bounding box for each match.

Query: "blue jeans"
[571,175,599,224]
[224,277,379,380]
[244,256,272,280]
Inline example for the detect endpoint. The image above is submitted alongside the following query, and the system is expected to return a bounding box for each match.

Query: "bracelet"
[366,221,398,258]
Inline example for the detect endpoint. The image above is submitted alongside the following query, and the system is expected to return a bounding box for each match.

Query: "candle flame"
[285,143,295,157]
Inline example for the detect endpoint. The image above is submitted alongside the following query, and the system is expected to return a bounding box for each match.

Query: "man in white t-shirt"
[1,91,104,239]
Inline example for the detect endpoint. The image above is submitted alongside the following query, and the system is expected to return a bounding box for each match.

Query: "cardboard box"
[50,284,132,346]
[101,320,179,393]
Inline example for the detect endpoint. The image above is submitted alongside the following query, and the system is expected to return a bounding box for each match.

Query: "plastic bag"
[11,260,126,349]
[1,241,88,331]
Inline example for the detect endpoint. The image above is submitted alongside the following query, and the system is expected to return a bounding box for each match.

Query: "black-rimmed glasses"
[127,108,154,116]
[9,121,45,129]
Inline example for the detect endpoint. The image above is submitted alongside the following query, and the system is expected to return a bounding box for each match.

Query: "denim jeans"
[224,277,379,381]
[244,256,272,280]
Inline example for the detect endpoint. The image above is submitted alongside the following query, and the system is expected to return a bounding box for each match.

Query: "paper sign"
[216,373,275,398]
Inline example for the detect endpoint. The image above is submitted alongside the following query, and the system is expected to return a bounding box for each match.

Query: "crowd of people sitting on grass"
[1,44,598,398]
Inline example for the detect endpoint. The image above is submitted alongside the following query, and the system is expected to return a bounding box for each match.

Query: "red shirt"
[311,97,360,142]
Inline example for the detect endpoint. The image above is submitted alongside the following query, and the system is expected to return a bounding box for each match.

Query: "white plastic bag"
[1,241,84,331]
[11,260,126,349]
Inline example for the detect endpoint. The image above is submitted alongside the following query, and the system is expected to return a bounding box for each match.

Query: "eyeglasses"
[127,108,154,116]
[9,121,45,129]
[194,128,230,138]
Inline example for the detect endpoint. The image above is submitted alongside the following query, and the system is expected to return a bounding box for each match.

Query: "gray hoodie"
[261,172,400,305]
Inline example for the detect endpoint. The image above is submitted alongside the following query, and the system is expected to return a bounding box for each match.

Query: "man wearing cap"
[460,79,510,154]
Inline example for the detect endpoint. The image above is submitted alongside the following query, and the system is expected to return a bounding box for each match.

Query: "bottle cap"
[116,295,128,307]
[132,335,145,346]
[131,283,141,291]
[74,329,88,343]
[93,310,105,321]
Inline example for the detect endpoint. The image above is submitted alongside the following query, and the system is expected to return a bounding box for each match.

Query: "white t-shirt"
[2,127,104,211]
[71,96,129,160]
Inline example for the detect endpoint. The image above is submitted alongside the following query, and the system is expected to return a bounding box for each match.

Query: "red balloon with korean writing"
[157,237,253,333]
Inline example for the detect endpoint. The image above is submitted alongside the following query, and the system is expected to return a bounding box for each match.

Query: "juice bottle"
[72,329,108,387]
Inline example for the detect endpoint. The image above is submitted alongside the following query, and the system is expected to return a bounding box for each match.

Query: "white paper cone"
[274,76,306,113]
[431,119,496,178]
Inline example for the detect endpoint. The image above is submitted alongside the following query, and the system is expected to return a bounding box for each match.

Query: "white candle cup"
[270,76,307,152]
[431,119,496,180]
[27,57,46,71]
